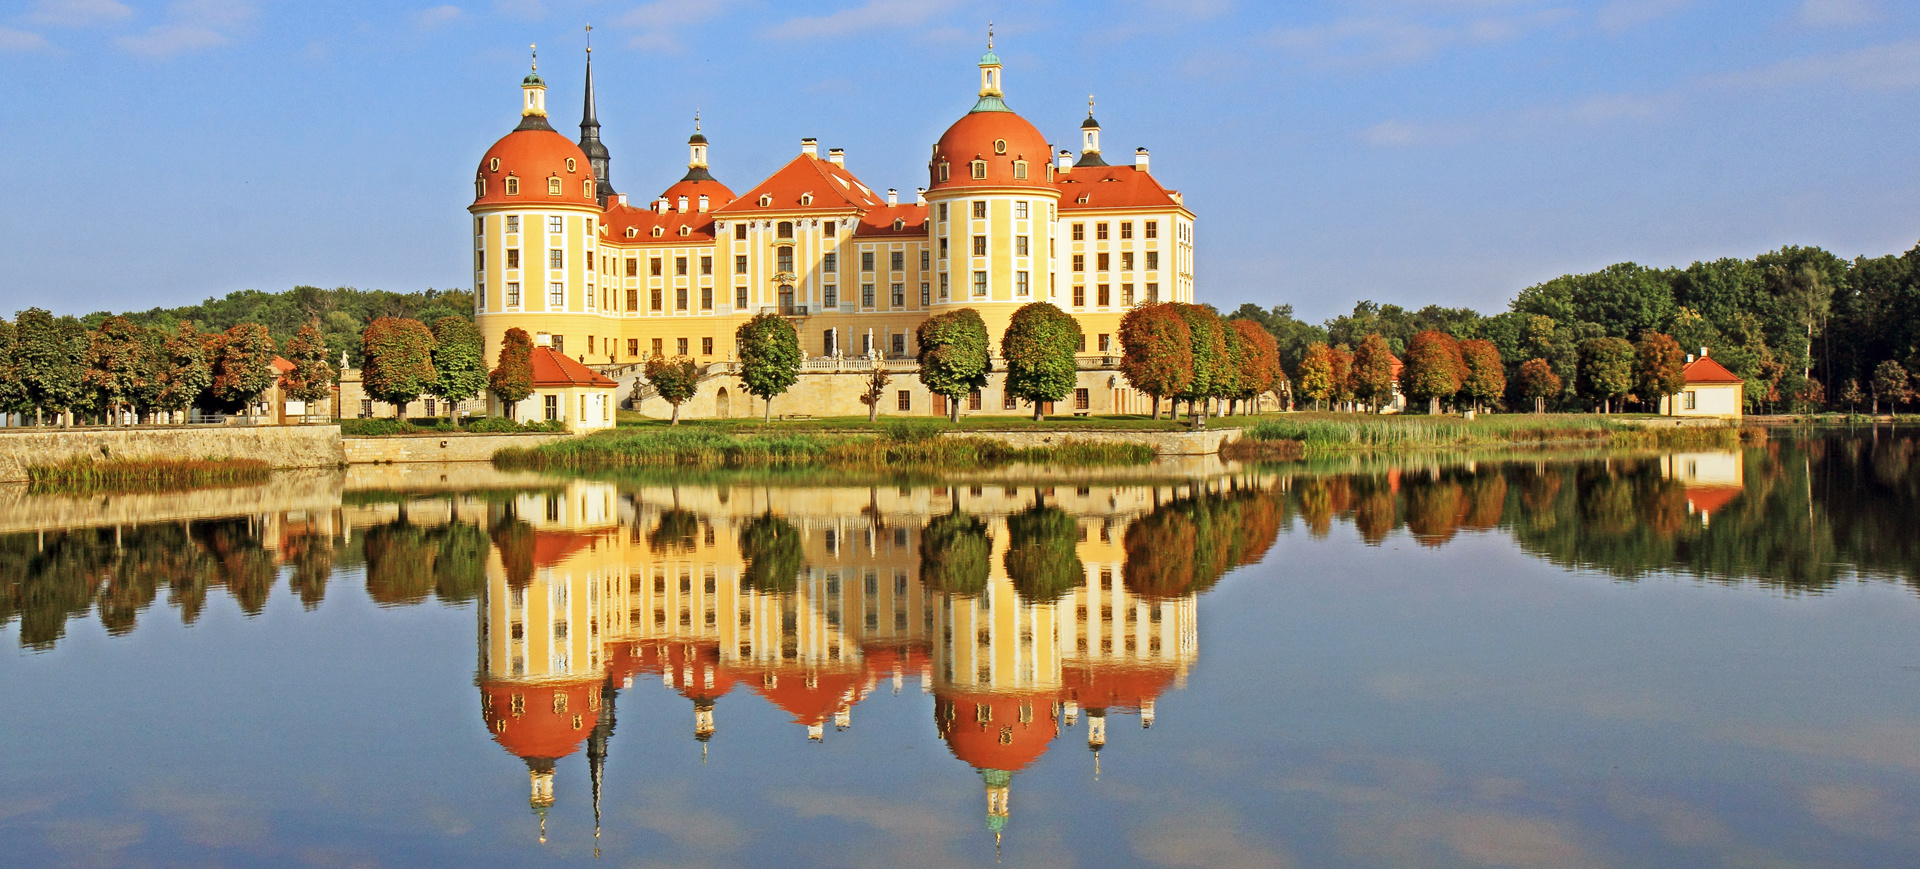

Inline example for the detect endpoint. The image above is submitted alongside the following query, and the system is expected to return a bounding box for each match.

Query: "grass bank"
[339,417,566,436]
[27,457,271,493]
[1238,413,1750,456]
[494,423,1153,472]
[614,412,1202,433]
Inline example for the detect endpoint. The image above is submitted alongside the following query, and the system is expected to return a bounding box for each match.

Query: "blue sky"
[2,0,1916,322]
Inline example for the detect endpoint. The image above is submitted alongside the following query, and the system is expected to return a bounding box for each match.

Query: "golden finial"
[1088,94,1096,116]
[988,21,994,50]
[585,24,592,53]
[694,110,701,132]
[530,43,537,71]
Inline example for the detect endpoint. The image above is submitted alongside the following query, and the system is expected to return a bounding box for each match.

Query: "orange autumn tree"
[1458,338,1505,413]
[1118,302,1193,419]
[1403,330,1465,415]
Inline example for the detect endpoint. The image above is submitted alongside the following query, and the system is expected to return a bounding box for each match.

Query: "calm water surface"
[4,431,1920,868]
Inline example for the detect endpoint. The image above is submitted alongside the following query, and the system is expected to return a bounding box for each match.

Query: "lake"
[3,429,1918,868]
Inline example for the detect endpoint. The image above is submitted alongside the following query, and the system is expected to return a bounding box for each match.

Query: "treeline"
[1230,240,1920,413]
[100,285,474,369]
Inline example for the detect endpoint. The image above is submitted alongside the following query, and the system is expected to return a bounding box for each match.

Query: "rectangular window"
[625,288,638,310]
[939,238,950,259]
[736,286,748,309]
[897,390,911,411]
[1072,285,1085,307]
[1097,252,1110,271]
[735,223,747,240]
[1097,284,1110,306]
[551,335,564,354]
[506,215,520,233]
[586,253,594,272]
[777,247,794,273]
[972,201,987,219]
[891,283,905,306]
[651,288,663,311]
[1016,235,1029,257]
[1684,391,1698,410]
[861,283,876,307]
[651,257,663,276]
[675,288,688,311]
[548,282,565,308]
[824,285,838,307]
[920,282,930,306]
[1072,223,1085,241]
[1015,201,1029,219]
[939,273,950,301]
[890,251,905,271]
[628,338,639,357]
[652,338,663,357]
[506,248,520,269]
[548,216,563,234]
[972,236,987,256]
[861,251,875,271]
[703,337,714,356]
[1003,392,1018,410]
[891,334,905,356]
[1121,252,1135,271]
[1073,254,1084,272]
[823,252,837,272]
[971,160,987,180]
[968,390,982,411]
[1075,388,1090,410]
[506,282,521,307]
[677,338,689,355]
[548,249,563,269]
[675,256,688,276]
[586,337,594,355]
[700,256,712,276]
[1145,220,1159,239]
[543,394,558,421]
[1122,283,1134,307]
[1016,271,1029,297]
[973,271,988,297]
[1096,222,1109,240]
[920,250,930,270]
[734,254,748,274]
[1146,251,1159,271]
[701,287,713,310]
[621,258,634,276]
[1098,334,1111,352]
[1147,282,1159,303]
[1120,222,1134,240]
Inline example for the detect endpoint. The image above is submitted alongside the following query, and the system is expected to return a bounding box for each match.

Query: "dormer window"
[799,193,814,206]
[993,139,1007,155]
[548,177,562,195]
[1013,161,1028,180]
[476,178,486,197]
[679,226,691,236]
[970,160,987,180]
[626,227,637,238]
[937,162,950,182]
[584,180,593,197]
[893,218,905,231]
[652,227,664,237]
[759,194,773,207]
[505,176,520,195]
[489,157,500,172]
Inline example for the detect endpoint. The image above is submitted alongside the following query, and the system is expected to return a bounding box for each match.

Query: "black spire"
[578,33,614,204]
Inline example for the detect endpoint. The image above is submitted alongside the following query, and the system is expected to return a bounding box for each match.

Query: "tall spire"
[578,26,615,204]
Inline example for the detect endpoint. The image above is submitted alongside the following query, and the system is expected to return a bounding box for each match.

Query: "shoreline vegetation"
[1232,413,1755,458]
[493,421,1155,472]
[26,457,271,493]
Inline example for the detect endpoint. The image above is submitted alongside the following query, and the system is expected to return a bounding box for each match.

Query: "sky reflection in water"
[3,430,1920,868]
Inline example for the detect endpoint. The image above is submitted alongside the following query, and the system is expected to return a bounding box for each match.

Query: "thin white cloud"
[1710,39,1920,90]
[1594,0,1692,33]
[0,27,53,52]
[414,5,462,29]
[1800,0,1880,27]
[1266,7,1574,70]
[618,0,729,52]
[767,0,955,40]
[27,0,134,28]
[113,0,254,59]
[1364,91,1670,147]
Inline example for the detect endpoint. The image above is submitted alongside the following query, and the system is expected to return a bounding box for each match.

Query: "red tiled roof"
[936,689,1059,772]
[480,679,601,760]
[474,128,598,209]
[601,198,717,244]
[1054,164,1182,211]
[1684,356,1743,385]
[927,110,1054,194]
[853,203,930,238]
[1685,485,1744,515]
[271,355,295,374]
[530,346,617,388]
[713,153,884,215]
[658,176,736,210]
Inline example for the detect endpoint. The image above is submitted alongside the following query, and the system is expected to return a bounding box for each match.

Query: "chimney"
[1057,149,1073,172]
[887,188,898,206]
[655,198,668,214]
[534,332,553,347]
[827,148,845,166]
[915,187,927,205]
[1686,354,1695,363]
[615,192,628,207]
[1700,347,1710,358]
[801,138,818,157]
[1135,147,1150,173]
[697,194,710,212]
[676,195,689,213]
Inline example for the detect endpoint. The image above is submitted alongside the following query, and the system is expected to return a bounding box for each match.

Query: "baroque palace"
[471,38,1196,420]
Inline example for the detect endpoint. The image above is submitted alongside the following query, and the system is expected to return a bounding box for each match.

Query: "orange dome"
[659,176,736,210]
[479,679,601,760]
[936,690,1059,772]
[474,129,598,209]
[1062,663,1177,712]
[928,110,1053,193]
[749,666,868,726]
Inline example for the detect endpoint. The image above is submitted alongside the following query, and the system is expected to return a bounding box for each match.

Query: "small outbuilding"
[1662,350,1744,419]
[493,347,618,433]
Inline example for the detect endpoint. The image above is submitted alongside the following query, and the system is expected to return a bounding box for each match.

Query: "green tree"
[1003,500,1084,602]
[1297,342,1334,410]
[1403,330,1464,415]
[915,308,990,422]
[16,308,85,425]
[736,312,802,422]
[206,323,277,417]
[919,509,990,596]
[1001,302,1083,420]
[360,317,436,417]
[1518,358,1561,413]
[1577,336,1636,413]
[738,512,805,592]
[856,362,892,423]
[1634,331,1687,414]
[156,321,210,422]
[0,319,24,421]
[1170,303,1227,425]
[1839,378,1863,413]
[1119,302,1192,419]
[1872,360,1910,414]
[1459,338,1505,413]
[644,355,702,425]
[428,315,486,418]
[282,320,336,417]
[1349,333,1396,412]
[1227,302,1326,375]
[82,316,155,425]
[489,327,535,419]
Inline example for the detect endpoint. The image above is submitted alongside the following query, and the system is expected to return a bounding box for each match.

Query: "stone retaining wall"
[948,427,1243,456]
[0,424,345,483]
[341,432,572,464]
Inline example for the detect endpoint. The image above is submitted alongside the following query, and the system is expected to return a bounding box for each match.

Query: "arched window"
[777,221,794,239]
[505,176,520,195]
[548,177,562,195]
[970,160,987,180]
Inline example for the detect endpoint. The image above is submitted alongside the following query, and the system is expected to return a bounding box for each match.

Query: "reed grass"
[27,457,271,493]
[493,428,1152,472]
[1241,414,1740,454]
